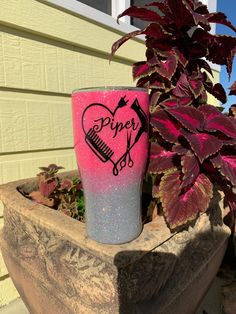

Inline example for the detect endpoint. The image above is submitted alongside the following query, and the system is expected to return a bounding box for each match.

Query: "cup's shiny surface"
[72,87,149,244]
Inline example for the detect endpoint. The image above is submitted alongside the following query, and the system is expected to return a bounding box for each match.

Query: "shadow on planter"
[114,225,228,314]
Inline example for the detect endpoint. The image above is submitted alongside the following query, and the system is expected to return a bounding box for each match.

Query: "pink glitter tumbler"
[72,87,149,244]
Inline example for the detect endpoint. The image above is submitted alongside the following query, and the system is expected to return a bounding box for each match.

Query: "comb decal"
[85,128,114,162]
[82,96,148,176]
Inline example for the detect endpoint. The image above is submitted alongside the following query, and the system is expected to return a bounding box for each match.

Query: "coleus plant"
[29,164,85,221]
[111,0,236,231]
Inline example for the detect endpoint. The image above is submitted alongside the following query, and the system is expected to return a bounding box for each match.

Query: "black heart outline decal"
[82,96,148,176]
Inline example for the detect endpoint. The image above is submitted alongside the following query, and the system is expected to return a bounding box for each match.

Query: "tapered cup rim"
[72,86,148,94]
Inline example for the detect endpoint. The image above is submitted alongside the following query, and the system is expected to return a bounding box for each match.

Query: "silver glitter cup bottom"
[85,182,142,244]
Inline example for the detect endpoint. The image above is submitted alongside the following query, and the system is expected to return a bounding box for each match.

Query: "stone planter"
[0,171,231,314]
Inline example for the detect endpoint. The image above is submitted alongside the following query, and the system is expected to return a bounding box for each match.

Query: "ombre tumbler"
[72,87,149,244]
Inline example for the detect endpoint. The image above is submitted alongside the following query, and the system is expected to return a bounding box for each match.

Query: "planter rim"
[0,171,231,266]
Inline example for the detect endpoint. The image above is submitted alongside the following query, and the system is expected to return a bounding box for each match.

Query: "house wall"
[0,0,219,308]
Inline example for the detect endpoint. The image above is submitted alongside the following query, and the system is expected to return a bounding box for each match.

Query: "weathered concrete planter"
[0,171,231,314]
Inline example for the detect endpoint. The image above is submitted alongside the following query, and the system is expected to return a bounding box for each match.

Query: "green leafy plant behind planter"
[111,0,236,231]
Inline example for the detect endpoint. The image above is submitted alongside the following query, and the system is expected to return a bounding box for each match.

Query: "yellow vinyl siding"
[0,0,144,307]
[0,277,19,306]
[0,0,145,62]
[0,149,76,185]
[0,26,135,93]
[0,92,73,153]
[0,251,8,277]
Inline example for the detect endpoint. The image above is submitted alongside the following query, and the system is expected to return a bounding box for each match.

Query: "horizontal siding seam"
[0,86,71,97]
[0,20,142,64]
[0,147,74,156]
[0,274,9,281]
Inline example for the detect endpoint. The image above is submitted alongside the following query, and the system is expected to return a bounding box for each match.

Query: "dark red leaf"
[145,1,170,17]
[208,83,227,104]
[159,96,192,108]
[39,179,57,197]
[167,107,204,133]
[159,170,213,230]
[202,71,213,89]
[229,81,236,96]
[144,23,171,39]
[199,90,208,104]
[110,29,143,59]
[199,104,221,120]
[151,110,181,143]
[172,143,190,155]
[193,29,236,79]
[150,91,162,112]
[60,179,73,190]
[199,105,236,139]
[48,164,64,171]
[181,153,200,189]
[147,56,160,67]
[188,77,204,99]
[202,160,217,173]
[196,59,213,77]
[219,138,236,146]
[167,0,195,29]
[149,80,166,90]
[155,50,178,80]
[146,37,173,51]
[211,154,236,185]
[181,2,209,29]
[152,175,162,198]
[204,116,236,139]
[206,12,236,33]
[183,132,223,163]
[117,6,162,23]
[159,98,178,108]
[148,142,177,173]
[136,76,150,88]
[133,62,154,80]
[227,48,236,80]
[179,97,193,106]
[174,47,188,67]
[39,164,64,173]
[215,130,236,145]
[172,73,191,98]
[189,42,208,59]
